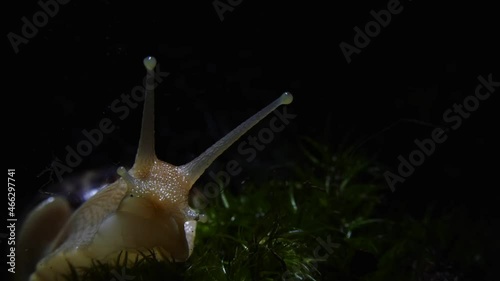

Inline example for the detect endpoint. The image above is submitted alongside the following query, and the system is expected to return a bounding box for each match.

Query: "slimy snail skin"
[18,56,293,281]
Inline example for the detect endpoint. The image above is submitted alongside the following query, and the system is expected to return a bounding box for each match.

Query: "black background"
[4,0,499,278]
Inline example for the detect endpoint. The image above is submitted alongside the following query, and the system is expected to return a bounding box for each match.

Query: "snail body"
[18,57,293,281]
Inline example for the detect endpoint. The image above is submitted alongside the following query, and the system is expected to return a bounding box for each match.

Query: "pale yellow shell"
[18,57,293,281]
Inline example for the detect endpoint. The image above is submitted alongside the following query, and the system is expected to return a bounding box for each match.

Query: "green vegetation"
[67,137,491,281]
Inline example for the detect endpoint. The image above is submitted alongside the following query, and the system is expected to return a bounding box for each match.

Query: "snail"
[18,56,293,281]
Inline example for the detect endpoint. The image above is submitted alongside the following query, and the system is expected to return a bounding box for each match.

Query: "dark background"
[4,0,499,278]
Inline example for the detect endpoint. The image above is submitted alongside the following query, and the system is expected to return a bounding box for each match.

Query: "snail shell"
[18,56,293,281]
